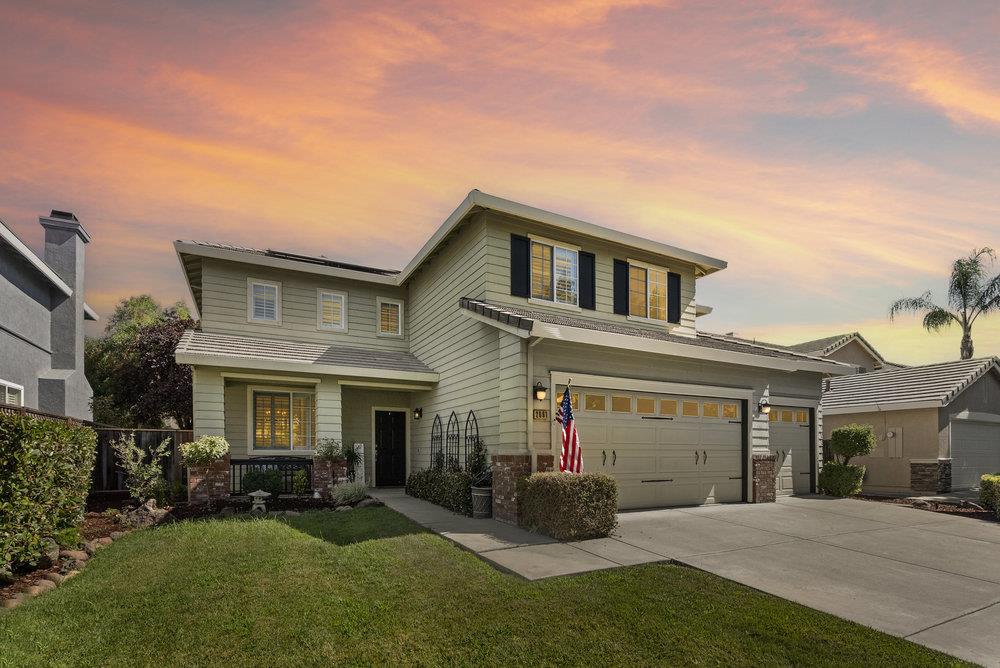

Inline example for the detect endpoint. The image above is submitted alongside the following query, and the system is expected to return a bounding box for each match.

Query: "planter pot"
[471,486,493,519]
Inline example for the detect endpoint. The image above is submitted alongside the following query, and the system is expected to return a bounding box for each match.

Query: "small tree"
[112,434,171,504]
[830,424,876,465]
[466,438,491,487]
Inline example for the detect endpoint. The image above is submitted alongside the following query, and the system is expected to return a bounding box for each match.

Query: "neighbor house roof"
[174,330,438,384]
[459,298,853,375]
[822,357,1000,414]
[787,332,887,365]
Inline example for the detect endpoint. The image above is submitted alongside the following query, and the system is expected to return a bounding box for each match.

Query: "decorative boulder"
[121,499,172,529]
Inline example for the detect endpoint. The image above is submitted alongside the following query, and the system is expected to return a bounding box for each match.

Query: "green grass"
[0,508,968,667]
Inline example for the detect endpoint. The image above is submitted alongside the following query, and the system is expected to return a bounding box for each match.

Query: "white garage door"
[768,407,813,495]
[951,420,1000,489]
[562,386,745,510]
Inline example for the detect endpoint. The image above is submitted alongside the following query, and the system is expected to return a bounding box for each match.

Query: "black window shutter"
[579,252,596,310]
[613,259,629,315]
[667,272,682,323]
[510,234,530,297]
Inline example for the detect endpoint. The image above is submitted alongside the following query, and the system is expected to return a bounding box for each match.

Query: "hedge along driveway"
[0,507,967,667]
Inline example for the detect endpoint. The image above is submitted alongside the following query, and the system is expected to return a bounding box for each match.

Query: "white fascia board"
[0,222,73,297]
[828,333,886,365]
[174,242,203,321]
[550,370,755,401]
[821,400,941,415]
[174,242,399,286]
[397,190,728,284]
[459,308,531,338]
[83,303,99,321]
[529,321,854,375]
[175,352,439,384]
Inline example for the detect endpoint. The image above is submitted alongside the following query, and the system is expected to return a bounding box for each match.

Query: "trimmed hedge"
[981,474,1000,516]
[0,413,96,571]
[818,462,866,497]
[406,468,473,516]
[518,472,618,540]
[242,469,283,497]
[830,424,876,464]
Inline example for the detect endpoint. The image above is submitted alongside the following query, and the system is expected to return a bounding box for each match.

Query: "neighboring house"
[174,190,852,516]
[0,211,96,420]
[786,332,902,373]
[823,357,1000,495]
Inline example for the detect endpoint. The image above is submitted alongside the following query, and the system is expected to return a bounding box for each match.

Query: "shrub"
[518,472,618,540]
[467,438,491,487]
[242,469,283,497]
[0,413,96,570]
[981,474,1000,515]
[406,468,473,516]
[818,461,866,497]
[111,434,171,504]
[331,481,368,505]
[179,435,229,467]
[292,469,310,495]
[314,438,344,462]
[830,424,876,464]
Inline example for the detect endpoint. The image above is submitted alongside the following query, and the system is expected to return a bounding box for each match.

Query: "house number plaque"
[533,409,549,421]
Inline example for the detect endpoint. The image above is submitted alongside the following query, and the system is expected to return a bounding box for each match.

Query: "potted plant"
[467,438,492,519]
[340,443,363,483]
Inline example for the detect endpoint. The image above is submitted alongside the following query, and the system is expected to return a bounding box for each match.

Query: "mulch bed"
[855,494,997,522]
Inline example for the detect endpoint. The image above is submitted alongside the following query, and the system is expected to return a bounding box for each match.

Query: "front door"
[374,410,407,486]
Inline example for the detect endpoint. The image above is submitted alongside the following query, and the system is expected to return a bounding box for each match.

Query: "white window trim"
[316,289,347,332]
[376,297,404,337]
[1,379,24,406]
[626,259,669,322]
[247,278,282,325]
[529,238,581,307]
[246,385,317,455]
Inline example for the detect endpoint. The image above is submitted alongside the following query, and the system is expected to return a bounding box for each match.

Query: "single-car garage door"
[951,420,1000,489]
[769,407,814,495]
[561,386,745,509]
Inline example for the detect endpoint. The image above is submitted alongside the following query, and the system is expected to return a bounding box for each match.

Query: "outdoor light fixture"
[413,407,423,420]
[758,399,771,415]
[533,382,548,401]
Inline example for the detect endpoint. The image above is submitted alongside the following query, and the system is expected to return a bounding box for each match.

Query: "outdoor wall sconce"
[757,399,771,415]
[533,382,548,401]
[413,407,423,420]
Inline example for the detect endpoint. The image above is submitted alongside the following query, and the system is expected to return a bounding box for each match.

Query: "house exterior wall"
[342,387,411,484]
[939,372,1000,450]
[825,340,879,372]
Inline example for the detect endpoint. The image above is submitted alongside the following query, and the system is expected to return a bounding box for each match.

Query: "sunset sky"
[2,0,999,364]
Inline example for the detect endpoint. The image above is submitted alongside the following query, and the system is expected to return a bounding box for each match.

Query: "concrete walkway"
[372,489,1000,665]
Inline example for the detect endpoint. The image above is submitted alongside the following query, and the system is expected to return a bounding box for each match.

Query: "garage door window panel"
[584,394,607,412]
[611,395,632,413]
[723,403,738,419]
[703,402,720,418]
[682,401,700,417]
[660,399,678,416]
[636,397,656,415]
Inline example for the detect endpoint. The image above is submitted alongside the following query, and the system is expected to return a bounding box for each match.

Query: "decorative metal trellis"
[464,410,479,467]
[445,411,461,470]
[430,414,444,470]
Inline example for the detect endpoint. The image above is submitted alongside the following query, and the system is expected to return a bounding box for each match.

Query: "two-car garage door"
[562,386,745,510]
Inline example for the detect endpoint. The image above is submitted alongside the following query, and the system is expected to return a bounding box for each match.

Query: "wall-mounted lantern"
[413,407,423,420]
[533,382,548,402]
[757,398,771,415]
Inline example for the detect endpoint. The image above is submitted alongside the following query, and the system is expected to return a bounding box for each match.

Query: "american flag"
[555,386,583,473]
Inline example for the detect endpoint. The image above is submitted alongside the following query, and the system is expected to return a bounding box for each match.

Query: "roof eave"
[174,350,439,384]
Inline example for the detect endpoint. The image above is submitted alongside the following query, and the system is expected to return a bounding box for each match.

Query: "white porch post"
[192,367,225,438]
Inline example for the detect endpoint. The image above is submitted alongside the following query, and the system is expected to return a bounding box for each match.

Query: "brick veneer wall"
[938,459,952,493]
[492,454,532,525]
[911,460,951,493]
[188,454,231,504]
[312,459,348,499]
[752,454,777,503]
[536,454,555,472]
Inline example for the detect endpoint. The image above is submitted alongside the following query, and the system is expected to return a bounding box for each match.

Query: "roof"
[822,357,1000,414]
[459,298,853,375]
[174,330,438,382]
[787,332,887,366]
[177,241,399,276]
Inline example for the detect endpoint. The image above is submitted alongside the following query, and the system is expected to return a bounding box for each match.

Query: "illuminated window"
[317,290,346,331]
[636,397,656,414]
[531,241,578,305]
[682,401,700,417]
[703,402,720,418]
[781,410,793,422]
[629,266,647,317]
[377,298,403,336]
[628,263,669,321]
[769,410,778,422]
[648,268,667,321]
[797,410,809,423]
[611,395,632,413]
[585,394,606,411]
[253,390,315,451]
[531,242,553,301]
[660,399,678,416]
[722,403,738,419]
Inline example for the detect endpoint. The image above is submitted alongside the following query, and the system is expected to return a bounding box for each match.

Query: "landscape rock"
[83,542,97,555]
[911,500,932,509]
[2,594,23,609]
[110,531,125,541]
[43,572,65,585]
[356,498,382,509]
[959,500,986,511]
[217,507,235,518]
[336,505,352,512]
[35,579,56,593]
[38,538,60,569]
[59,549,88,562]
[25,585,43,598]
[121,499,172,529]
[96,537,113,547]
[64,570,80,580]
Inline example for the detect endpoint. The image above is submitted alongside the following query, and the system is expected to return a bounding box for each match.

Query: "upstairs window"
[531,239,578,306]
[317,290,347,331]
[247,279,280,324]
[1,380,23,406]
[628,262,668,321]
[377,297,404,337]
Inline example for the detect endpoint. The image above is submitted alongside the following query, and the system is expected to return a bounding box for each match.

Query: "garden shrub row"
[518,472,618,540]
[0,413,96,571]
[406,468,473,516]
[981,474,1000,517]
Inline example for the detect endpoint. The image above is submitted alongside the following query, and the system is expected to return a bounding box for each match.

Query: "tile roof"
[175,330,435,374]
[180,241,400,276]
[786,333,854,354]
[822,357,1000,411]
[458,298,850,366]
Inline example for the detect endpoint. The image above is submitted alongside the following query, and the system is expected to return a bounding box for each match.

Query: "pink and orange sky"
[2,0,999,364]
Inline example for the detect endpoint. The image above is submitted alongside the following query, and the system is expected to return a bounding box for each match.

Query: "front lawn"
[0,507,967,666]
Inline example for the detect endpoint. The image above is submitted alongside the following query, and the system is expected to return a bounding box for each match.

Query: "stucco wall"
[826,340,879,372]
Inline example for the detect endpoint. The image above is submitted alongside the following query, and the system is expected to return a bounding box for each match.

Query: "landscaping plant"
[111,433,172,505]
[518,472,618,540]
[331,481,368,505]
[292,469,311,495]
[406,469,474,515]
[818,424,875,497]
[242,469,284,497]
[179,435,230,467]
[466,438,491,487]
[981,473,1000,517]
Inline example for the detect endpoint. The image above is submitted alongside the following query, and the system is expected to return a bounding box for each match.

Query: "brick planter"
[188,454,231,504]
[491,454,531,525]
[312,458,348,499]
[752,454,777,503]
[911,459,952,493]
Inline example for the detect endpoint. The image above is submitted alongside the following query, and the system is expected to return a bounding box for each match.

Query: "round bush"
[818,462,866,497]
[242,469,283,497]
[980,474,1000,515]
[331,481,368,505]
[179,435,230,466]
[830,424,876,464]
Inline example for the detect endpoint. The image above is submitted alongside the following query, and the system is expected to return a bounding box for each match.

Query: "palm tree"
[889,247,1000,359]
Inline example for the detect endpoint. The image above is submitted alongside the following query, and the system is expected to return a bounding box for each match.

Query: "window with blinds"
[1,380,23,406]
[248,279,280,323]
[317,290,346,331]
[253,390,315,451]
[377,298,403,336]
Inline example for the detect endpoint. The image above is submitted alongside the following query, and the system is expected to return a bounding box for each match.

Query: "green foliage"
[53,527,82,549]
[980,474,1000,516]
[406,468,473,516]
[818,462,866,497]
[0,413,96,570]
[331,481,368,505]
[292,469,310,496]
[111,433,171,504]
[518,472,618,540]
[466,438,491,486]
[314,438,344,462]
[830,424,876,465]
[179,435,230,466]
[242,469,283,497]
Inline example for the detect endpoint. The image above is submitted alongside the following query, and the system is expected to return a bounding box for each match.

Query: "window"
[769,410,778,422]
[682,401,699,417]
[584,394,606,411]
[636,397,656,414]
[796,410,809,423]
[377,297,403,336]
[247,279,280,324]
[722,403,739,419]
[628,262,669,321]
[703,402,720,418]
[611,395,632,413]
[317,290,346,331]
[252,390,315,451]
[660,399,678,416]
[531,240,579,306]
[1,380,23,406]
[570,393,579,410]
[781,410,793,422]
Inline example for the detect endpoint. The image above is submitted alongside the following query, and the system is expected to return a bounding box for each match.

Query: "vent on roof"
[49,210,78,221]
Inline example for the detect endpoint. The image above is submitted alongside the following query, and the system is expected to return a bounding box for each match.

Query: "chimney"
[40,210,91,372]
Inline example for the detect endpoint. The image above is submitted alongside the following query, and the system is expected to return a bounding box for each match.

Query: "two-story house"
[1,210,96,420]
[174,190,852,515]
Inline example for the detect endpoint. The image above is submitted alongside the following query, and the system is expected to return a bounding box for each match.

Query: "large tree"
[86,296,196,428]
[889,247,1000,359]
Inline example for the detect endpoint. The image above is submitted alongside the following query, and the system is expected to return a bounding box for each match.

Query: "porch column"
[189,366,229,503]
[751,386,776,503]
[316,378,343,443]
[494,332,531,525]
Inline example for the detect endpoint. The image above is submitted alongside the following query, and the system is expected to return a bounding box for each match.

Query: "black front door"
[375,410,406,486]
